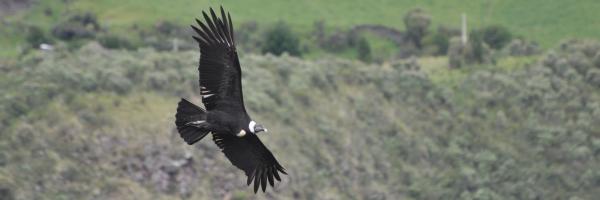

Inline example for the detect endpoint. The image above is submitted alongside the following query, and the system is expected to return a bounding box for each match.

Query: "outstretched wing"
[213,133,287,193]
[191,7,245,111]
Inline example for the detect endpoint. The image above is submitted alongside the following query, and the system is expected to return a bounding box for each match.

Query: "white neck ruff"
[249,121,256,133]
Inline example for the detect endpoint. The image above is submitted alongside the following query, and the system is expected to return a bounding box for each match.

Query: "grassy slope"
[2,0,599,58]
[1,41,599,199]
[72,0,600,47]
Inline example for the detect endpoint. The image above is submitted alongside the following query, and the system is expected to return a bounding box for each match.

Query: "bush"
[404,8,431,49]
[480,25,512,49]
[506,39,541,56]
[447,37,465,68]
[235,21,261,52]
[0,187,13,200]
[429,26,460,55]
[69,12,100,30]
[313,20,326,42]
[586,69,600,87]
[52,12,100,40]
[447,32,491,68]
[25,26,53,48]
[469,30,486,63]
[320,30,352,52]
[98,34,135,50]
[356,36,372,62]
[594,52,600,68]
[52,22,95,40]
[430,32,450,55]
[154,21,181,36]
[262,22,301,56]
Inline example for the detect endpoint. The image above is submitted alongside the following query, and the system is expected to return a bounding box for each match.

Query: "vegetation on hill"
[1,39,599,199]
[2,0,600,59]
[1,1,599,199]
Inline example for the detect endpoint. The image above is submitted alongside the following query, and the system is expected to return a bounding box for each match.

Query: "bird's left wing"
[191,7,245,111]
[212,133,287,193]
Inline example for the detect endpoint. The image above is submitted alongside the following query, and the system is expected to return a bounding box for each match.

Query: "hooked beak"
[254,125,267,133]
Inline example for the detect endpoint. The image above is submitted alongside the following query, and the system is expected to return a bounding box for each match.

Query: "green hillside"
[2,0,600,57]
[1,40,599,199]
[2,1,600,199]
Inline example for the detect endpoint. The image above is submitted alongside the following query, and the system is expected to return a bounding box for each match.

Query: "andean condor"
[175,7,287,193]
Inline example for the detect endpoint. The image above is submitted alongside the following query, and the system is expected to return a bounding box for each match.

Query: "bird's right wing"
[212,133,287,193]
[191,7,245,111]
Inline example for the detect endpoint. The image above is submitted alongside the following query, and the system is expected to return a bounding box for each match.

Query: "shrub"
[356,36,372,62]
[404,8,431,49]
[468,30,486,63]
[52,22,94,40]
[430,32,449,55]
[480,25,512,49]
[313,20,326,42]
[25,26,53,48]
[97,34,135,50]
[447,32,491,68]
[235,21,261,52]
[594,52,600,68]
[52,12,100,40]
[69,12,100,30]
[262,22,301,56]
[429,26,460,55]
[586,69,600,87]
[447,37,465,68]
[154,21,181,36]
[0,187,13,200]
[506,39,541,56]
[321,30,352,52]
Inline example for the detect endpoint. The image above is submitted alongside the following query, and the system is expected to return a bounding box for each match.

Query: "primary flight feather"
[175,6,287,193]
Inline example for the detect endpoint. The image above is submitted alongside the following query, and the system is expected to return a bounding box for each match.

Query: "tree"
[262,22,301,56]
[404,8,431,49]
[480,25,512,49]
[356,36,372,62]
[25,26,53,48]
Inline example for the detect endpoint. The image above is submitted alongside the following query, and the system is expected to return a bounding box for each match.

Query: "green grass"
[495,55,539,71]
[82,0,600,48]
[0,25,24,58]
[420,56,464,86]
[363,32,400,61]
[2,0,599,59]
[8,0,600,44]
[419,55,539,87]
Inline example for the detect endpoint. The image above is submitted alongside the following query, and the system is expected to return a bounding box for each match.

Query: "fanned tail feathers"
[175,99,210,144]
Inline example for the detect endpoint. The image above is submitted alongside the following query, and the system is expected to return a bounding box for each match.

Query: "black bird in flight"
[174,7,287,193]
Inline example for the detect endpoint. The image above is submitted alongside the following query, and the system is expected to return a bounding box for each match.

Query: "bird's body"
[174,7,286,193]
[208,109,248,132]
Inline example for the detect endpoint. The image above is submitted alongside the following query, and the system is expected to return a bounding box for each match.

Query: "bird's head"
[249,120,267,134]
[236,121,267,137]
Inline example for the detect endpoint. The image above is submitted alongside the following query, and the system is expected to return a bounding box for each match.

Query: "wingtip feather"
[267,167,275,187]
[202,11,223,43]
[247,169,256,186]
[276,164,288,175]
[273,169,281,181]
[193,7,235,47]
[253,170,261,193]
[261,171,267,192]
[209,8,226,42]
[227,12,235,45]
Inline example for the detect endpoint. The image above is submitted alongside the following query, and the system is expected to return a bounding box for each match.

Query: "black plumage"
[175,6,286,193]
